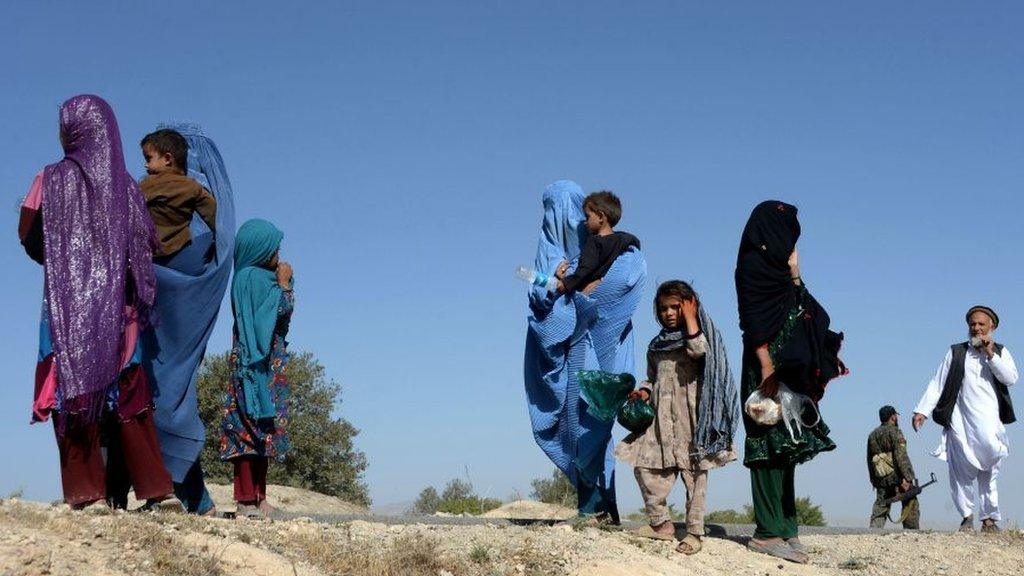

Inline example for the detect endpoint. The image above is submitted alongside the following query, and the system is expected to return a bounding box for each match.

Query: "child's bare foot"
[258,500,276,516]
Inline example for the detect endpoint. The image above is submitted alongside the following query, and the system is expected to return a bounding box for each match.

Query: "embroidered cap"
[966,305,999,328]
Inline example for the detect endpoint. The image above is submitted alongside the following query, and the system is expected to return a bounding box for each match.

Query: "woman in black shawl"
[735,201,845,563]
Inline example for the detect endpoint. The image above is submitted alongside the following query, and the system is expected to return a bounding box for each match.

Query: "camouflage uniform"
[866,423,919,529]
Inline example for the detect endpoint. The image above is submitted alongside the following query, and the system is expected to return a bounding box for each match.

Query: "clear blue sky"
[2,2,1022,526]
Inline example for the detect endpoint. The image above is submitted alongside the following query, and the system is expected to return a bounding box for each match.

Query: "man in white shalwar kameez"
[913,306,1017,532]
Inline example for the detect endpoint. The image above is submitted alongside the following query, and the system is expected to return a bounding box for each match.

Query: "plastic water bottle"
[515,265,558,292]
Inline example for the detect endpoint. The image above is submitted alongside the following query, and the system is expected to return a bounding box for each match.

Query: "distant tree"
[410,479,502,515]
[795,496,826,527]
[627,503,685,523]
[706,498,826,527]
[412,487,441,515]
[441,479,474,502]
[705,505,755,524]
[197,350,370,506]
[529,469,577,508]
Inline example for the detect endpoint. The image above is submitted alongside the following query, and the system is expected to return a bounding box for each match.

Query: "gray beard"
[970,335,985,348]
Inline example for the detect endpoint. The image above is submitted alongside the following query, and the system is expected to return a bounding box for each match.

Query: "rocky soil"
[1,496,1021,576]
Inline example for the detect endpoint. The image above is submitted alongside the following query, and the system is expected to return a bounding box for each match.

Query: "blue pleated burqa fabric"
[141,124,236,507]
[523,180,646,521]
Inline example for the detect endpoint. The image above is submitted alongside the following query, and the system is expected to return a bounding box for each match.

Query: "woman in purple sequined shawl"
[19,95,173,508]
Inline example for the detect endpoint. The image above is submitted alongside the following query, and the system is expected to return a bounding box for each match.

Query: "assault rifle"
[884,472,937,505]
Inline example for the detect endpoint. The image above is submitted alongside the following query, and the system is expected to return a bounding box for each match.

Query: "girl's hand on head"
[681,297,699,320]
[277,261,293,288]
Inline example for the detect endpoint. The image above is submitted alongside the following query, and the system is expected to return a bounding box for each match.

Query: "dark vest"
[932,342,1015,428]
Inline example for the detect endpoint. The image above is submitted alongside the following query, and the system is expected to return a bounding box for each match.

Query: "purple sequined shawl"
[41,95,157,418]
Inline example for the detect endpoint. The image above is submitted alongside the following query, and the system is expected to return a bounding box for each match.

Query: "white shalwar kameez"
[915,346,1018,521]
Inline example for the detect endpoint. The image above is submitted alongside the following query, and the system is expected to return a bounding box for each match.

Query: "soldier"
[867,406,919,529]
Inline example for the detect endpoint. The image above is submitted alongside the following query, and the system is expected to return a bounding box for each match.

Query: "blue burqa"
[524,180,646,521]
[141,124,236,510]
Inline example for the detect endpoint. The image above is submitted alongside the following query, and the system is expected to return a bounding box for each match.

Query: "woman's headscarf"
[231,218,285,420]
[41,94,157,420]
[735,200,801,346]
[734,200,846,400]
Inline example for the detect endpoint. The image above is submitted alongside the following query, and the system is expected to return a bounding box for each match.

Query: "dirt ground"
[2,497,1021,576]
[203,483,367,516]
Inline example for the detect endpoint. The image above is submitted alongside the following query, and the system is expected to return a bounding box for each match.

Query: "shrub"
[705,497,826,527]
[529,469,576,508]
[410,479,502,515]
[705,506,755,524]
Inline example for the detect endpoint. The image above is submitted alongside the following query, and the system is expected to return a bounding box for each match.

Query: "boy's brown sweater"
[140,171,217,257]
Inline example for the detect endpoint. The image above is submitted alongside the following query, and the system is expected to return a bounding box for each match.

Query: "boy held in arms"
[140,129,217,261]
[555,191,640,293]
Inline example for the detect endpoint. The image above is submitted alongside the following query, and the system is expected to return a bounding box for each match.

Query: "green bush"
[411,487,441,515]
[705,497,826,526]
[705,506,755,524]
[410,479,502,515]
[529,469,576,508]
[197,350,370,506]
[795,496,826,527]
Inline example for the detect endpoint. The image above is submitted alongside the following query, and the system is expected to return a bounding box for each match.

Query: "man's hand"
[912,412,926,432]
[982,335,997,359]
[628,388,651,402]
[900,478,912,493]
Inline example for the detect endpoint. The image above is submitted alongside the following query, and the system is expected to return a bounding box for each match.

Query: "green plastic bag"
[577,370,636,422]
[617,397,655,434]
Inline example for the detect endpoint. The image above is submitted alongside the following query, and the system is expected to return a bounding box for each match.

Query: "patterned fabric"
[616,334,736,470]
[742,286,835,468]
[219,291,294,461]
[39,95,158,421]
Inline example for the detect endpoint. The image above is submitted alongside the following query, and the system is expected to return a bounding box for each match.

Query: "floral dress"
[742,284,835,468]
[218,290,294,461]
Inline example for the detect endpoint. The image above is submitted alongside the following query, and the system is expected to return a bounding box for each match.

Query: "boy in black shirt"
[556,191,640,293]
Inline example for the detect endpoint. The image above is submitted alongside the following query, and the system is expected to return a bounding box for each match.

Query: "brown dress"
[615,334,736,532]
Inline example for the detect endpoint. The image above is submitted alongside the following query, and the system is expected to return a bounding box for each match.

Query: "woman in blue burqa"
[524,180,646,523]
[141,124,236,515]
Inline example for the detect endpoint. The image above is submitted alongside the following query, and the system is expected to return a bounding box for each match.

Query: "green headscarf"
[231,219,286,420]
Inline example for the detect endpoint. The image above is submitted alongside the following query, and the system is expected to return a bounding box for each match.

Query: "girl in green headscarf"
[218,218,295,518]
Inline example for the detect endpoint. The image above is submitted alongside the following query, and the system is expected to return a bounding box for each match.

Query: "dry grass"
[267,529,458,576]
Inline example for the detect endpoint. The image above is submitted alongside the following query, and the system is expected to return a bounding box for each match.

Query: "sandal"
[959,515,974,533]
[785,537,807,554]
[632,523,676,541]
[676,534,703,555]
[747,538,807,564]
[980,519,1000,534]
[236,503,266,520]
